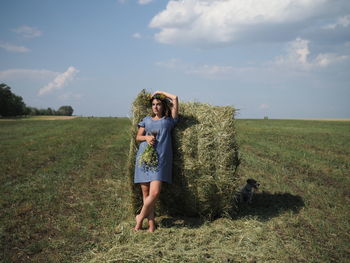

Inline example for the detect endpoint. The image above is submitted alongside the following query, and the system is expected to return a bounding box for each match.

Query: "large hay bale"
[127,90,240,219]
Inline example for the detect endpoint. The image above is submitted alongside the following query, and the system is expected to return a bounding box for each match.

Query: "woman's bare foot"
[147,210,156,232]
[134,214,144,230]
[148,217,156,233]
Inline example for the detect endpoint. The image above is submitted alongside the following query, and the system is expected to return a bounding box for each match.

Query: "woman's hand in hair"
[152,91,175,100]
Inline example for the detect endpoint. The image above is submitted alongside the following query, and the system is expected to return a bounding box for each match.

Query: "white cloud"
[38,66,79,96]
[157,38,349,81]
[0,69,58,81]
[138,0,154,5]
[275,38,311,68]
[149,0,328,46]
[132,32,142,39]
[323,15,350,29]
[0,42,30,53]
[274,38,349,69]
[314,53,349,67]
[12,25,42,38]
[339,15,350,27]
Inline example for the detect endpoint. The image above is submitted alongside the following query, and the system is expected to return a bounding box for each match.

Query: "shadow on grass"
[235,191,305,221]
[158,215,204,229]
[158,191,304,228]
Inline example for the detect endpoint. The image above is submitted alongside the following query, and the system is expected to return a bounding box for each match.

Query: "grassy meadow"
[0,117,349,262]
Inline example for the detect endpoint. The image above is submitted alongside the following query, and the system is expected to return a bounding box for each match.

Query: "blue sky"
[1,0,349,118]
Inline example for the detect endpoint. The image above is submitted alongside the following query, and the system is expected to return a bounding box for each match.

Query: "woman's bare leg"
[135,180,162,231]
[140,183,156,231]
[134,183,150,230]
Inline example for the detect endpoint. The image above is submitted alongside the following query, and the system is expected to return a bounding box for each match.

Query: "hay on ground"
[127,90,240,219]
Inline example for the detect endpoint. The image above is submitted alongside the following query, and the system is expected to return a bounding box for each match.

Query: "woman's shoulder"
[141,115,152,121]
[164,116,178,126]
[138,115,151,127]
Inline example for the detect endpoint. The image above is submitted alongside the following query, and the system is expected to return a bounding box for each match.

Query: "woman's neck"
[152,114,163,120]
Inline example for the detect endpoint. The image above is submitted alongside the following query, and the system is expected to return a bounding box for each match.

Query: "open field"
[0,117,349,262]
[0,116,80,121]
[286,119,350,122]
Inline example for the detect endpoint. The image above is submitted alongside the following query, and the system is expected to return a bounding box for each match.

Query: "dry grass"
[87,118,349,263]
[1,117,349,263]
[88,217,288,263]
[0,118,131,263]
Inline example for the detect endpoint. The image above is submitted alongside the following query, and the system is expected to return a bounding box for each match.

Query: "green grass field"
[0,117,349,262]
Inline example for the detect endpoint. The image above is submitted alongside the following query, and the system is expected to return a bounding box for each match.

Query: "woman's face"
[152,99,164,116]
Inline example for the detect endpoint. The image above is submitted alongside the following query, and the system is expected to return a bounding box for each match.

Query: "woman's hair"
[150,96,171,118]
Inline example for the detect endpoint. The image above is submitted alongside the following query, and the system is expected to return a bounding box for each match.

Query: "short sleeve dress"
[134,116,178,184]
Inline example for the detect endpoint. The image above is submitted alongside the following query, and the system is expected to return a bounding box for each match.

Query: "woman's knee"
[149,181,162,198]
[149,189,160,199]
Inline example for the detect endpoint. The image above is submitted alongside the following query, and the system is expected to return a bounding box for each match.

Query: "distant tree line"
[0,83,74,117]
[25,105,74,116]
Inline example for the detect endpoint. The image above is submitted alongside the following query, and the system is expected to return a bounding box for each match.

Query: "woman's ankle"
[134,214,144,230]
[148,218,156,232]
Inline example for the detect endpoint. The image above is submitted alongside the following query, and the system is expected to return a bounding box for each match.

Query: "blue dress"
[134,116,178,184]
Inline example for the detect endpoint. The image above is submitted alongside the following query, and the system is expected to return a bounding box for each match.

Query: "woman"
[134,91,178,232]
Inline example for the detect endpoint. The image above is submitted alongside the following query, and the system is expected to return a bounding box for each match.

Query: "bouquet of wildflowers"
[139,131,158,170]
